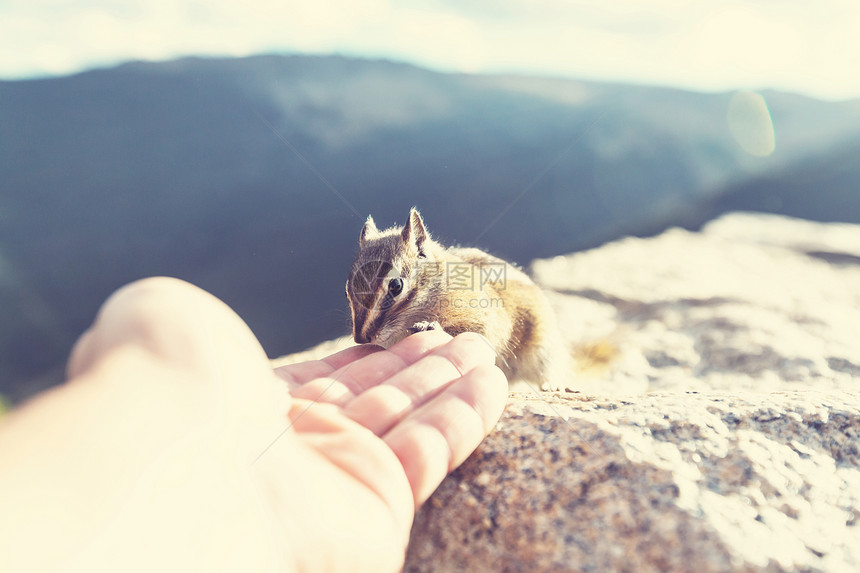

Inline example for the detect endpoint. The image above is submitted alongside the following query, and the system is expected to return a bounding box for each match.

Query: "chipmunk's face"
[346,208,435,348]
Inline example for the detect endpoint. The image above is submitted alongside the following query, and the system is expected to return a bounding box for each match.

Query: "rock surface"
[405,391,860,572]
[405,213,860,572]
[280,212,860,572]
[533,212,860,396]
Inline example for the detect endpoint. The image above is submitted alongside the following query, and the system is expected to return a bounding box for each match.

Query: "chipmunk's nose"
[354,331,372,344]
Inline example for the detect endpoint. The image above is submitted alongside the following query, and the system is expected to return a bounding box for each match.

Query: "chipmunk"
[345,207,569,389]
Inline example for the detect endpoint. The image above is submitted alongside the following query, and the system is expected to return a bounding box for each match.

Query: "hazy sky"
[2,0,858,100]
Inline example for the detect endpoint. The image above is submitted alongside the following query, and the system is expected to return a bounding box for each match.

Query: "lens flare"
[727,90,776,157]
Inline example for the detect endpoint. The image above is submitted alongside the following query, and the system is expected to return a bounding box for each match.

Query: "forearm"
[0,355,291,573]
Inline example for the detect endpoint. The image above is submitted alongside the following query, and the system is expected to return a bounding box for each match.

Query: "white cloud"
[0,0,858,100]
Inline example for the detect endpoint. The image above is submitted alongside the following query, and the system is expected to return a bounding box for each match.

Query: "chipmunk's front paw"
[409,320,442,334]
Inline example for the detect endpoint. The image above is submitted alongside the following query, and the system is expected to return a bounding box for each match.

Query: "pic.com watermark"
[426,295,505,311]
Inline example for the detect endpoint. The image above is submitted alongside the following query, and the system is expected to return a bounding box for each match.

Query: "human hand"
[0,278,507,573]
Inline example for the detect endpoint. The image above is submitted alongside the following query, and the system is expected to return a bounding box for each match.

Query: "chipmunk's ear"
[401,207,428,255]
[359,215,379,246]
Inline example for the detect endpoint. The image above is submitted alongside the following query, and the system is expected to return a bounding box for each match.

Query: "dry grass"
[572,339,620,375]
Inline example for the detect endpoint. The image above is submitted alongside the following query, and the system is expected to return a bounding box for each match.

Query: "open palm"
[269,331,507,572]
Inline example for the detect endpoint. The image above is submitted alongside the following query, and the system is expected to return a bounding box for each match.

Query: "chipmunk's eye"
[388,278,404,297]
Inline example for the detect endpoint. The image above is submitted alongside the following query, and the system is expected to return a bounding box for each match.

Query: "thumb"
[68,277,287,432]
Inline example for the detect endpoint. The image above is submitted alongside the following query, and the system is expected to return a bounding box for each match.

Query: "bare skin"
[0,277,507,573]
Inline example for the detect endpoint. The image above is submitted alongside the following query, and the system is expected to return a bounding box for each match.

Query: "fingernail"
[456,332,498,359]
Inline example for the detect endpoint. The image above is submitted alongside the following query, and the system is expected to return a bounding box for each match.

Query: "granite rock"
[530,212,860,395]
[405,391,860,572]
[404,213,860,573]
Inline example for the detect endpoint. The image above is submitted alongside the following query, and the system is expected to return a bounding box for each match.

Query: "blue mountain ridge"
[1,53,858,401]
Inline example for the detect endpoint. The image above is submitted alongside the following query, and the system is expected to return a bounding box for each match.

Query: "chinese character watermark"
[446,262,475,290]
[479,262,506,290]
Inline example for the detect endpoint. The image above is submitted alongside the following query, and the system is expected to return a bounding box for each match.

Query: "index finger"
[286,330,455,405]
[273,344,382,386]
